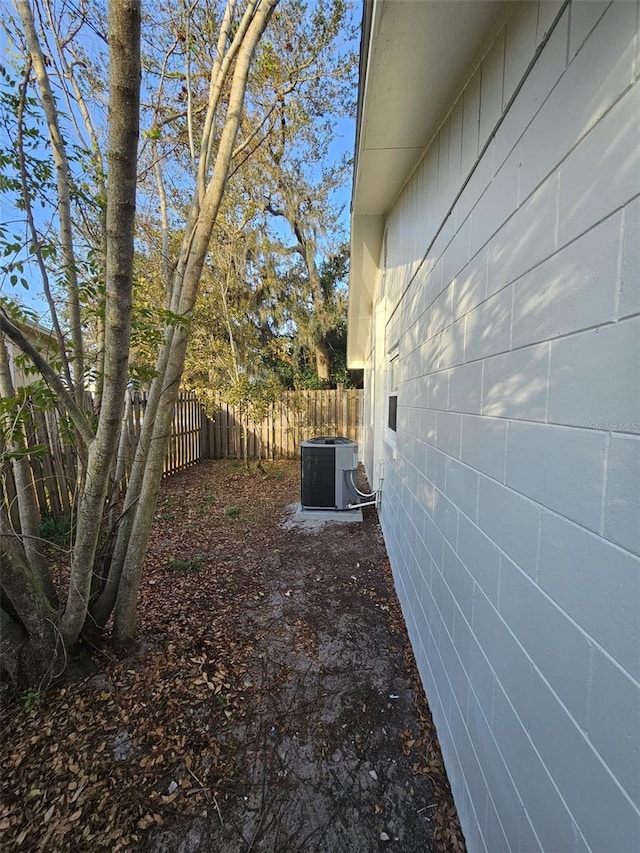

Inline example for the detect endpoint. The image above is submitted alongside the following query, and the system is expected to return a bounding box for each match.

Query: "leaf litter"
[0,459,466,852]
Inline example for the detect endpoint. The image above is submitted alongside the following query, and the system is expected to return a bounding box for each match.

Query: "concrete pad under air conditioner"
[280,503,363,532]
[297,504,363,522]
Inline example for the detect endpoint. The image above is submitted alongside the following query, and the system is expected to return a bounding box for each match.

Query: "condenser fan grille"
[301,446,335,507]
[300,437,359,511]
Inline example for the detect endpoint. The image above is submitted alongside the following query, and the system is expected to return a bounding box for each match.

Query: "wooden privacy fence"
[202,388,362,460]
[1,391,203,526]
[1,388,361,524]
[117,390,203,480]
[1,405,77,524]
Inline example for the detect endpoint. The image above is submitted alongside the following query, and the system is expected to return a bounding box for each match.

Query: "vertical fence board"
[195,389,361,462]
[2,388,362,523]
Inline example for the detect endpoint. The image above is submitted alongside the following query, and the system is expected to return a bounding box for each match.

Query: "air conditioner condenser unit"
[300,437,359,510]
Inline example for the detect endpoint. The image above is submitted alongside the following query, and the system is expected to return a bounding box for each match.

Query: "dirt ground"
[0,460,465,852]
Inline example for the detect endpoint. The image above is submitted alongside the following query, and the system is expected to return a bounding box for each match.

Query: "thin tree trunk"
[219,267,241,383]
[39,0,108,408]
[15,64,74,392]
[108,390,134,530]
[61,0,141,647]
[154,157,172,300]
[300,226,333,382]
[0,506,59,689]
[110,0,278,649]
[0,606,57,692]
[89,331,174,629]
[267,191,333,383]
[15,0,84,399]
[0,336,56,604]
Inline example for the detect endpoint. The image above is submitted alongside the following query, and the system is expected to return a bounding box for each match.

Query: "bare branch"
[15,61,74,390]
[0,311,94,447]
[15,0,85,398]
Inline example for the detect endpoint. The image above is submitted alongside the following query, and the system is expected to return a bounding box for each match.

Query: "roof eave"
[347,0,506,368]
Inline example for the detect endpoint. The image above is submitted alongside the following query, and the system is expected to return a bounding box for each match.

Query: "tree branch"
[16,0,85,398]
[0,311,94,447]
[15,61,74,391]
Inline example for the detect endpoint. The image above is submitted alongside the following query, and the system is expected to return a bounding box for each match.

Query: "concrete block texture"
[491,683,589,853]
[547,316,640,431]
[586,648,640,806]
[466,694,531,853]
[457,514,500,606]
[518,0,636,204]
[469,158,520,259]
[452,251,488,321]
[487,173,559,298]
[449,361,483,415]
[443,219,471,290]
[427,446,447,494]
[492,10,568,174]
[464,286,513,362]
[503,1,539,107]
[443,543,473,624]
[505,421,607,532]
[527,669,640,853]
[472,589,534,723]
[446,458,479,524]
[438,317,466,370]
[448,98,464,192]
[538,511,640,681]
[460,415,507,482]
[498,554,592,728]
[461,68,481,180]
[365,5,640,853]
[480,27,506,147]
[446,700,491,853]
[619,194,640,321]
[511,211,621,350]
[436,411,463,459]
[478,476,541,579]
[461,416,507,483]
[568,1,611,63]
[605,435,640,556]
[434,489,459,550]
[558,81,640,247]
[482,343,549,421]
[454,608,496,722]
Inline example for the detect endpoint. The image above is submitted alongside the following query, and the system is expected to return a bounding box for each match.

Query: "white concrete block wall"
[364,2,640,851]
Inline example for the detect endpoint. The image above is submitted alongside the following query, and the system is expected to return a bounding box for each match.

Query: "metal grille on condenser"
[301,447,336,508]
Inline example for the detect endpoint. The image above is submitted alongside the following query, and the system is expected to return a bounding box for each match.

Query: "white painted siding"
[363,3,640,851]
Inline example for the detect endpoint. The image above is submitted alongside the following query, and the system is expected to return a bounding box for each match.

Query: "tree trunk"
[60,0,141,648]
[0,607,57,693]
[16,0,84,399]
[268,193,333,384]
[0,336,56,604]
[0,507,59,689]
[109,0,278,650]
[315,339,331,383]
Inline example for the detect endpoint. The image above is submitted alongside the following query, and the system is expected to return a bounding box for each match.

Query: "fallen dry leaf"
[0,460,466,853]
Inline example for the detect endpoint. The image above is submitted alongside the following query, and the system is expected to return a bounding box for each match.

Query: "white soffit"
[348,0,505,368]
[353,0,505,218]
[347,214,384,368]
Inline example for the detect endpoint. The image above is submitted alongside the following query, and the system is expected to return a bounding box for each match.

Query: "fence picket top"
[203,388,360,461]
[2,388,361,521]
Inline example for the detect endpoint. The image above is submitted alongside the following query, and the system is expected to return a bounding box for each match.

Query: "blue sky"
[0,1,358,325]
